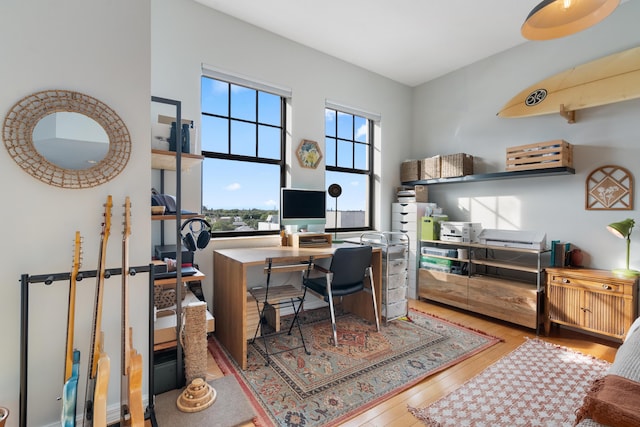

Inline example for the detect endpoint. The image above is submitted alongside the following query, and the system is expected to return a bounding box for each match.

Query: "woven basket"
[420,156,441,180]
[153,284,187,309]
[441,153,473,178]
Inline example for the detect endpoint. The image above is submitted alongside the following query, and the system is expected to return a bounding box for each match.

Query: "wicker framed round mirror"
[3,89,131,188]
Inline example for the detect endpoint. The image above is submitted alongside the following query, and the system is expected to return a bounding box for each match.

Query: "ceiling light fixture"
[521,0,620,40]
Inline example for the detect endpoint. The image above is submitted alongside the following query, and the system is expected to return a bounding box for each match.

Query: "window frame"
[324,108,375,233]
[200,75,287,238]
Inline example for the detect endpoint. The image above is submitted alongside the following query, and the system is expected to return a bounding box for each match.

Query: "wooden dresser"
[545,268,638,341]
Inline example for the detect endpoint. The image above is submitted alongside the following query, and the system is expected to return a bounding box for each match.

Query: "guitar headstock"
[72,231,82,278]
[123,196,131,238]
[103,195,113,238]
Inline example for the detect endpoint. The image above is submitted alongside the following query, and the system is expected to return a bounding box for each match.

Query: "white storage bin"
[383,258,407,275]
[421,246,457,257]
[382,299,408,319]
[385,271,407,289]
[382,285,407,304]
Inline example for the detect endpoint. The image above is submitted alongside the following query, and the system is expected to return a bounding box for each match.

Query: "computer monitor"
[280,188,326,229]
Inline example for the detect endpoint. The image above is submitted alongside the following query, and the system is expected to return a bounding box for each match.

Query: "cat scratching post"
[181,301,208,384]
[179,301,214,413]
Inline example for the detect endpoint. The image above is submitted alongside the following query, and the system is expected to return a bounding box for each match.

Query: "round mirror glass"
[32,112,109,170]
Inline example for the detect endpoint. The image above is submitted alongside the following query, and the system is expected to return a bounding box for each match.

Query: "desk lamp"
[607,218,640,278]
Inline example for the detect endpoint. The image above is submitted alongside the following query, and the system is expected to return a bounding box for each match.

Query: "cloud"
[325,109,335,122]
[356,123,367,139]
[350,181,360,187]
[225,183,241,191]
[265,199,277,206]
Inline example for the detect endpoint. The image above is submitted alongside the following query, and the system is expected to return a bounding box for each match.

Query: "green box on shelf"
[421,256,453,266]
[421,215,448,240]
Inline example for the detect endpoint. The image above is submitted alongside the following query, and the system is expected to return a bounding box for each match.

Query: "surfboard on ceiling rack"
[498,45,640,123]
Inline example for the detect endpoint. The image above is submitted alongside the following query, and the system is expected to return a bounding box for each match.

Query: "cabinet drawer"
[392,211,417,223]
[391,221,418,232]
[469,275,538,329]
[548,274,626,295]
[385,270,407,289]
[392,203,418,214]
[382,285,407,304]
[383,258,407,274]
[418,269,467,308]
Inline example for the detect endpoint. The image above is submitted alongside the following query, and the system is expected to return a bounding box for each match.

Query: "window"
[324,107,373,231]
[200,75,286,236]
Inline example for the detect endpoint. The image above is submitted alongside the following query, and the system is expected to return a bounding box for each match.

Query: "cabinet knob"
[562,278,570,284]
[601,284,612,290]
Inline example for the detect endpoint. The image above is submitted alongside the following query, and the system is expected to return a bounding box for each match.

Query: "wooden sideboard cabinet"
[545,268,638,341]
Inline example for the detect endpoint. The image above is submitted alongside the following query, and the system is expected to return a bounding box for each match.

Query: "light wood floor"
[153,298,621,427]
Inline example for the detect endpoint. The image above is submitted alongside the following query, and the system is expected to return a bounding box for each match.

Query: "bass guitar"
[84,195,112,427]
[61,232,82,427]
[120,197,144,426]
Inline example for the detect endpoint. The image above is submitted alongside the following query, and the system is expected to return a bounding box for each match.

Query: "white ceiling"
[193,0,608,87]
[194,0,629,87]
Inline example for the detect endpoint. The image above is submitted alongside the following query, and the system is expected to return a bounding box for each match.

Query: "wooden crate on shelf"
[506,140,573,172]
[441,153,473,178]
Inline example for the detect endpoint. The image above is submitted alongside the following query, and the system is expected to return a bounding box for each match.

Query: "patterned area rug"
[208,308,501,427]
[408,338,612,427]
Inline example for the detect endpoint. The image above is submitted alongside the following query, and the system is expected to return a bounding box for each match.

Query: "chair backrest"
[264,255,315,275]
[329,246,372,287]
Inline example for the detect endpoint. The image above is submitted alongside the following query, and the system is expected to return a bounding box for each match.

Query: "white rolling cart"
[358,232,410,324]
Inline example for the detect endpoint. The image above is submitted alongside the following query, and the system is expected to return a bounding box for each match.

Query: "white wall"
[3,0,639,424]
[151,0,412,306]
[0,1,150,426]
[412,0,640,272]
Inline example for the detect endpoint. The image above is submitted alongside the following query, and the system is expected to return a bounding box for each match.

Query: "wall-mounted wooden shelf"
[403,166,575,185]
[151,213,202,221]
[151,149,203,171]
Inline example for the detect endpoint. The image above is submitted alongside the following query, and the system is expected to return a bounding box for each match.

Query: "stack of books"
[550,240,573,267]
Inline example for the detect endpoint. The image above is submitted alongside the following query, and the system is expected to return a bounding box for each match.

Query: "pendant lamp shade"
[522,0,620,40]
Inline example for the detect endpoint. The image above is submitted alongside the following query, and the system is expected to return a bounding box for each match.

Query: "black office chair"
[249,256,314,365]
[302,246,380,346]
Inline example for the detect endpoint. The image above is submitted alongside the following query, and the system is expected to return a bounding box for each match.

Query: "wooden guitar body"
[93,344,110,427]
[126,347,144,427]
[121,196,144,426]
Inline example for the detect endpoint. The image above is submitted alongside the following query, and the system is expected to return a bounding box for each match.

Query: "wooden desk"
[213,244,382,369]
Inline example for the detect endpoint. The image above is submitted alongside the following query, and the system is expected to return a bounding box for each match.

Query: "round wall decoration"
[3,89,131,189]
[586,165,633,210]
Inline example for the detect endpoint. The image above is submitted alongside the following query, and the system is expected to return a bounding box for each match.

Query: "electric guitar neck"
[84,195,112,427]
[61,232,82,427]
[120,196,144,426]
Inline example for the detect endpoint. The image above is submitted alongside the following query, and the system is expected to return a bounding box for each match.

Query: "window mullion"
[227,85,232,154]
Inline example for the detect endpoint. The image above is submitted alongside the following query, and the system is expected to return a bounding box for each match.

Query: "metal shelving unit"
[359,232,410,324]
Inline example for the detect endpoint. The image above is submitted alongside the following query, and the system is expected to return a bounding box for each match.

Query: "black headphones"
[181,218,212,252]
